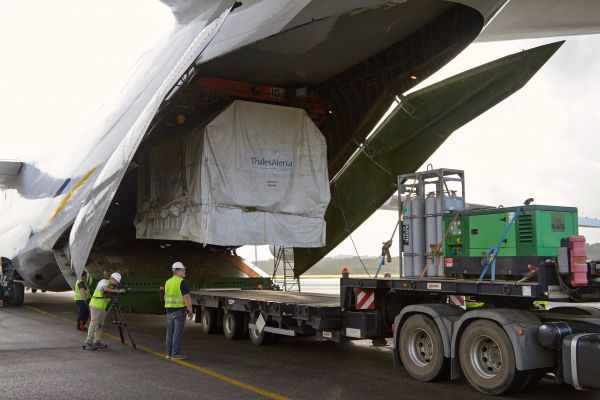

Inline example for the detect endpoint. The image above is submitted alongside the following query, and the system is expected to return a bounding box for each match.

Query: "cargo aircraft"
[1,0,599,311]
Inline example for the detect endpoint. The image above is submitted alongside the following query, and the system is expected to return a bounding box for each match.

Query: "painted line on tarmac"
[25,305,289,400]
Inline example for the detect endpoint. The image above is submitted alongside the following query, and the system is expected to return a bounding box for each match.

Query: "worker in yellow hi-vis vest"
[83,272,127,351]
[73,270,91,331]
[164,262,193,360]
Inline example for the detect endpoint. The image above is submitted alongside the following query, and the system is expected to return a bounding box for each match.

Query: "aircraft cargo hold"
[135,100,330,247]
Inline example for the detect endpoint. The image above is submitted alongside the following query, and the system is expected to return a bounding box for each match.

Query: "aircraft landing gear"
[5,282,25,306]
[1,258,24,307]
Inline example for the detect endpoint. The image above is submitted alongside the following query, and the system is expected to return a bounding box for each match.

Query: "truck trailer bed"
[191,289,340,308]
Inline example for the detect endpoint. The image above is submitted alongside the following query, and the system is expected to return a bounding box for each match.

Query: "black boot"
[83,342,97,351]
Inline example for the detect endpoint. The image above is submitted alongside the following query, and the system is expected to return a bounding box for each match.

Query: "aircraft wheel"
[7,282,24,306]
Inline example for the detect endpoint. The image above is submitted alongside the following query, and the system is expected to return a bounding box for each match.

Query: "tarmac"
[1,292,599,400]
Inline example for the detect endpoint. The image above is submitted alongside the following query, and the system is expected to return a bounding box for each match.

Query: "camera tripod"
[107,295,137,350]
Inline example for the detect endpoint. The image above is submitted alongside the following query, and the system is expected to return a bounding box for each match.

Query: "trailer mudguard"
[450,309,553,378]
[392,304,464,367]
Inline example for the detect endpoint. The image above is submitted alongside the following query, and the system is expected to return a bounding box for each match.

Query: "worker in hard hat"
[164,262,193,360]
[74,270,91,331]
[83,272,126,350]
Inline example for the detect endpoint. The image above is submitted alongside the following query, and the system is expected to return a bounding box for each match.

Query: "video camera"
[101,285,133,304]
[117,286,133,295]
[106,284,132,296]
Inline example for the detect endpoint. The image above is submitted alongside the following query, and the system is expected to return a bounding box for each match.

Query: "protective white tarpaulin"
[135,100,330,247]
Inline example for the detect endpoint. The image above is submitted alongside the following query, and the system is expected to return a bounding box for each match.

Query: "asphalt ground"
[1,292,599,400]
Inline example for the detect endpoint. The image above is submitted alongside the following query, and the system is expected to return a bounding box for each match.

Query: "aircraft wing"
[478,0,600,41]
[580,217,600,229]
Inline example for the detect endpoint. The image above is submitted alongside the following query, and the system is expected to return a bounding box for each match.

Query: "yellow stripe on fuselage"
[46,166,97,227]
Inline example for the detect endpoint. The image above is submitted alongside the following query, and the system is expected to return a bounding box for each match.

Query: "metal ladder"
[272,247,301,292]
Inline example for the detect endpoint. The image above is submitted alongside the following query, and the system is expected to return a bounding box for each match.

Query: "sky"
[0,1,172,162]
[0,3,598,264]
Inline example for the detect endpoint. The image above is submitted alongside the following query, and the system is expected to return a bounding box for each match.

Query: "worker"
[164,261,193,360]
[83,272,126,350]
[74,270,91,331]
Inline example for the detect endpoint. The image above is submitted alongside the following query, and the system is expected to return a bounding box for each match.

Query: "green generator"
[443,205,578,278]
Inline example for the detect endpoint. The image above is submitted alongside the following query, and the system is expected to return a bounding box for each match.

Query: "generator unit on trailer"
[443,205,579,279]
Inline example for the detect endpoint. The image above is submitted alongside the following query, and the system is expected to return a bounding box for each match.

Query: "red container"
[569,236,588,287]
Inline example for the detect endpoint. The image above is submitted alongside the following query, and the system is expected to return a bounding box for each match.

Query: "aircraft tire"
[7,282,25,306]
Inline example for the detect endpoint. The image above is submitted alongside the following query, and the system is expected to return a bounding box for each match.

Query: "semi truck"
[186,168,600,395]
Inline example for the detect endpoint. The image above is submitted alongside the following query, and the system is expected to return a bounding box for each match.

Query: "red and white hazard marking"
[356,288,375,310]
[448,294,465,309]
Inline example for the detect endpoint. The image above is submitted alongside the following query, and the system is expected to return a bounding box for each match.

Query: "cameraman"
[83,272,126,350]
[164,262,192,360]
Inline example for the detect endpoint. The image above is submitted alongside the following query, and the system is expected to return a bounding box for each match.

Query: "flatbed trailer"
[190,269,600,395]
[189,168,600,395]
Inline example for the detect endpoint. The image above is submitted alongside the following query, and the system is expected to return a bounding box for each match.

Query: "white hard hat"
[172,261,186,271]
[110,272,122,283]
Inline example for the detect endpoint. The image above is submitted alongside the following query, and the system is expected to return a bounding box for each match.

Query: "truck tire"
[399,314,449,381]
[200,308,219,334]
[241,312,250,339]
[223,311,243,340]
[249,319,278,346]
[459,320,532,395]
[7,282,24,306]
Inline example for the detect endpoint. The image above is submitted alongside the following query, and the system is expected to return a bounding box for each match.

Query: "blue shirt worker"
[165,262,193,360]
[83,272,126,350]
[74,270,91,331]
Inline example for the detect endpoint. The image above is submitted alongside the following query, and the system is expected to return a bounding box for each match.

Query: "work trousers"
[76,300,90,328]
[86,306,107,344]
[165,309,186,356]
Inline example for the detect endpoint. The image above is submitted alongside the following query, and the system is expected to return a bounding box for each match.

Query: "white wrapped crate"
[135,100,330,247]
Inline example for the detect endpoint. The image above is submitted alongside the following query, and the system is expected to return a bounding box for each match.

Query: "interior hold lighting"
[176,114,186,125]
[410,75,418,80]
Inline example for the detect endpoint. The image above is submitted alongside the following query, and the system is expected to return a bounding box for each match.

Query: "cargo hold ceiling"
[147,0,484,177]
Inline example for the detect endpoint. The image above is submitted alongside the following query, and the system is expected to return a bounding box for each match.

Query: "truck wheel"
[223,311,243,340]
[249,319,278,346]
[459,320,531,395]
[241,312,250,339]
[200,308,219,334]
[7,282,25,306]
[399,314,449,381]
